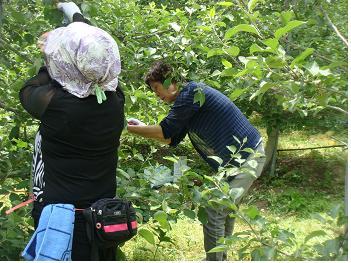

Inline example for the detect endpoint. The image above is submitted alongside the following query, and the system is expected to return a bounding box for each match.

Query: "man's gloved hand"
[57,2,82,23]
[127,118,146,126]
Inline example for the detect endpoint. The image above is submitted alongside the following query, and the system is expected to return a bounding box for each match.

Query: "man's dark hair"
[144,61,173,88]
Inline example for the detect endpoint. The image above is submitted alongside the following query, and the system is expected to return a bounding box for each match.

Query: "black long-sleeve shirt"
[19,14,125,208]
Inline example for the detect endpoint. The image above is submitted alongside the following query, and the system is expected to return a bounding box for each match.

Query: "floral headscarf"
[41,22,121,102]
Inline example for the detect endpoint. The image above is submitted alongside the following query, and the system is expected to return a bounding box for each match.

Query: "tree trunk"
[263,125,279,176]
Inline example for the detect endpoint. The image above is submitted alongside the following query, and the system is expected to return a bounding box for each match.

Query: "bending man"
[128,60,266,261]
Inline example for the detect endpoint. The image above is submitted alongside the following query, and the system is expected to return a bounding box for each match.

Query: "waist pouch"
[83,198,137,259]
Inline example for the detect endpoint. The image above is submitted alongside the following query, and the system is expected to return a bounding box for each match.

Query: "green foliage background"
[0,0,347,260]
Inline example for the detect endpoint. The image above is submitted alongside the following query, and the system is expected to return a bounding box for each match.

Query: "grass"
[121,210,343,260]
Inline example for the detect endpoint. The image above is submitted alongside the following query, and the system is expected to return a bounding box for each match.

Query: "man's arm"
[127,124,171,145]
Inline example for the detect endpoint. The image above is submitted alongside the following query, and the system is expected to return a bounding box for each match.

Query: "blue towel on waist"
[22,204,75,261]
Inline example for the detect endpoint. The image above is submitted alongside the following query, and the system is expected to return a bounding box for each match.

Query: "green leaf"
[197,206,208,224]
[169,22,181,32]
[266,56,286,68]
[116,247,127,260]
[229,88,246,100]
[183,209,196,219]
[262,246,275,260]
[135,153,144,161]
[234,69,249,78]
[154,210,168,222]
[11,10,26,24]
[9,126,20,140]
[138,229,155,245]
[150,205,162,211]
[185,6,196,15]
[241,147,255,154]
[226,145,237,154]
[250,81,274,100]
[229,188,244,201]
[217,2,234,7]
[154,211,169,230]
[194,88,206,106]
[221,68,237,77]
[221,59,232,68]
[319,68,331,76]
[224,46,240,56]
[208,244,228,253]
[290,48,314,67]
[208,156,223,165]
[207,48,225,58]
[281,11,295,25]
[238,56,250,66]
[304,230,327,243]
[244,206,260,219]
[209,7,216,18]
[329,203,342,219]
[277,229,295,243]
[197,25,212,32]
[262,38,279,51]
[274,20,306,39]
[158,232,173,243]
[249,44,274,54]
[162,200,170,213]
[225,24,259,39]
[117,168,130,180]
[327,238,340,251]
[248,0,261,12]
[233,136,241,145]
[250,44,264,54]
[307,61,320,76]
[163,156,179,163]
[211,70,222,77]
[247,160,258,169]
[163,78,172,89]
[13,139,28,149]
[145,47,157,56]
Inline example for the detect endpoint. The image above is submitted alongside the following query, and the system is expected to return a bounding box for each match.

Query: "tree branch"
[277,144,347,152]
[326,105,348,115]
[319,6,348,47]
[236,0,263,39]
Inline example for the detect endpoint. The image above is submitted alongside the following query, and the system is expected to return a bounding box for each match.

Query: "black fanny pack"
[83,198,138,259]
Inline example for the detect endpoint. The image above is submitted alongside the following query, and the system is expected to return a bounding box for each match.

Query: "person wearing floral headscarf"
[19,3,124,260]
[40,21,121,103]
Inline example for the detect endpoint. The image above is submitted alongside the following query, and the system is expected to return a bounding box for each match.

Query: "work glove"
[127,118,146,126]
[57,2,82,24]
